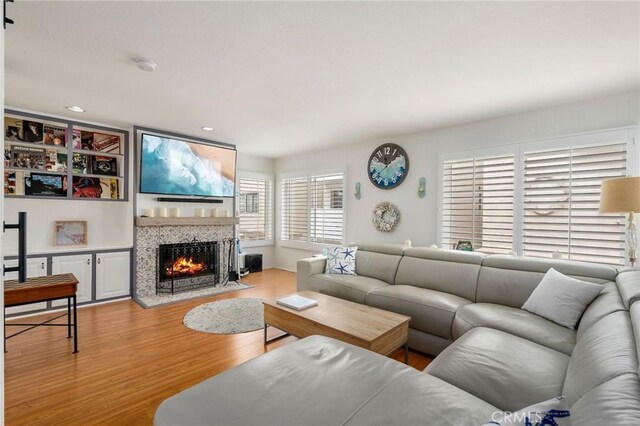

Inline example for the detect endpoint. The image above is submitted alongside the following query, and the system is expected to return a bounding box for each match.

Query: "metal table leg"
[72,295,78,354]
[263,323,267,345]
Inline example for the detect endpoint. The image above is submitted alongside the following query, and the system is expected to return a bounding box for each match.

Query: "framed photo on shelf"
[54,221,88,246]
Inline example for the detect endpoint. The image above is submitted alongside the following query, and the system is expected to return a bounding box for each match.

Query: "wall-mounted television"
[139,133,236,198]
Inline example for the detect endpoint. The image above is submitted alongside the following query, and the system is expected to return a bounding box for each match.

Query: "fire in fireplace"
[157,240,219,293]
[165,256,206,278]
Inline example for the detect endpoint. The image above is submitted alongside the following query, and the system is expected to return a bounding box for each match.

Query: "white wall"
[274,90,640,270]
[237,152,276,268]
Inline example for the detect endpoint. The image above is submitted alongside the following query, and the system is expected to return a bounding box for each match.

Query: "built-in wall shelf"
[3,109,129,201]
[135,217,240,227]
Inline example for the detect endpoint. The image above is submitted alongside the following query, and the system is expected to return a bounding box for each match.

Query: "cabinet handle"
[87,259,91,265]
[97,258,101,264]
[41,262,45,270]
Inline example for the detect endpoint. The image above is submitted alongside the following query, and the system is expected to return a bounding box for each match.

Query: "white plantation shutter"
[238,176,273,242]
[442,155,515,253]
[523,142,627,265]
[310,172,344,244]
[281,176,309,242]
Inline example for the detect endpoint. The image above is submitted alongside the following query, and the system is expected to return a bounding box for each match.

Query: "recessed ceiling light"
[66,106,85,113]
[135,59,157,72]
[201,126,214,132]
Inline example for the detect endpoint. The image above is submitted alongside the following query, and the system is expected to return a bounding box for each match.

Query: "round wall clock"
[368,143,409,189]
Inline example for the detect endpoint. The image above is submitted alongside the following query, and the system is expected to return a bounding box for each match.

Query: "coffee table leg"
[263,323,267,345]
[404,343,408,364]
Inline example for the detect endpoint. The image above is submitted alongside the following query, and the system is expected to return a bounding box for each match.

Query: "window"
[237,173,273,245]
[239,192,259,214]
[523,142,627,264]
[330,190,343,209]
[281,170,345,247]
[281,176,308,243]
[440,129,633,266]
[442,155,515,254]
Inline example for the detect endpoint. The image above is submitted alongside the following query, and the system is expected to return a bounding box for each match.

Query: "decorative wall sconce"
[418,177,426,198]
[355,182,361,200]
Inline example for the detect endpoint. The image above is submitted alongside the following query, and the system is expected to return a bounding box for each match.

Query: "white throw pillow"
[522,268,603,329]
[483,396,570,425]
[324,246,357,275]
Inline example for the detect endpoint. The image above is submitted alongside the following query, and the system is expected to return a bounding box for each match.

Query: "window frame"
[236,171,274,248]
[438,127,638,265]
[279,167,347,251]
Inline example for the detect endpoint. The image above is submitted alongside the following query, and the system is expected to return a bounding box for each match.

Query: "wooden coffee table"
[263,290,411,363]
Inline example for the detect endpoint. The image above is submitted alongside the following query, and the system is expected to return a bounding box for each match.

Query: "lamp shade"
[599,176,640,213]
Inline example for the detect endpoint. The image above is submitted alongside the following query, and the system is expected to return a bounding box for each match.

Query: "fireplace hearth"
[157,240,219,294]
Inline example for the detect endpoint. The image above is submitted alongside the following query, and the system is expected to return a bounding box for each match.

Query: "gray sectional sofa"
[155,243,640,425]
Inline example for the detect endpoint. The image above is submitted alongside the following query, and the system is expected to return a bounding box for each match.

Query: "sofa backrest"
[352,243,405,285]
[475,255,617,308]
[394,248,485,301]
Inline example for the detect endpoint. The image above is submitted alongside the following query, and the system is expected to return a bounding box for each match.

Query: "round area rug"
[183,298,264,334]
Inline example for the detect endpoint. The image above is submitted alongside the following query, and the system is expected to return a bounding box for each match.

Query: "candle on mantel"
[145,208,156,218]
[211,208,219,218]
[171,207,181,218]
[224,210,232,218]
[195,208,205,218]
[159,207,168,218]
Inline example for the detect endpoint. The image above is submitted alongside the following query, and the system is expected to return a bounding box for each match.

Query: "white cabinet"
[95,251,130,300]
[51,254,93,307]
[5,257,48,314]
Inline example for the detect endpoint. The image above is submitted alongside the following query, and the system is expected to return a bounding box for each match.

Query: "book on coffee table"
[276,295,318,311]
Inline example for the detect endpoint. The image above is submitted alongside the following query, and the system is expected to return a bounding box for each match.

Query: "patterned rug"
[183,298,264,334]
[135,281,253,308]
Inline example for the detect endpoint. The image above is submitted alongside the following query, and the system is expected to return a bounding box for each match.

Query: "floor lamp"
[600,176,640,266]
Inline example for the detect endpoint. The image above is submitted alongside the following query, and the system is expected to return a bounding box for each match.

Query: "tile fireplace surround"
[134,217,238,297]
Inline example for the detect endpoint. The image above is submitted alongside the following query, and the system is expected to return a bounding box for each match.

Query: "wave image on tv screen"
[140,135,236,197]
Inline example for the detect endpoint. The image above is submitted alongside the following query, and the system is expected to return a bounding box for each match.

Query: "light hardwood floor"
[5,269,431,425]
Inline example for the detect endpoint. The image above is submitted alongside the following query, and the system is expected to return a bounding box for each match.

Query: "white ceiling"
[5,1,639,158]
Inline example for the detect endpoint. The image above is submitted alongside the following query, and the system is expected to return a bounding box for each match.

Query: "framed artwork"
[54,221,88,246]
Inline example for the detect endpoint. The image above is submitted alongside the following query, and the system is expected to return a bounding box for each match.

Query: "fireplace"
[157,240,219,294]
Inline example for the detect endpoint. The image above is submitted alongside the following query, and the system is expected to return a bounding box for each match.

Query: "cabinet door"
[51,254,93,307]
[95,251,130,300]
[5,257,48,314]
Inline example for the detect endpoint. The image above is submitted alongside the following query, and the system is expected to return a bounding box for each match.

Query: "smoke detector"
[135,59,157,72]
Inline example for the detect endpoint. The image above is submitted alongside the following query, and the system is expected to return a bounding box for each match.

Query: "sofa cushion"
[616,268,640,309]
[354,247,403,285]
[155,336,417,426]
[576,281,626,339]
[324,246,357,275]
[521,268,603,330]
[345,367,499,426]
[569,373,640,425]
[308,274,389,304]
[425,327,570,412]
[394,248,484,301]
[453,303,576,355]
[366,285,472,340]
[564,311,639,406]
[476,256,615,308]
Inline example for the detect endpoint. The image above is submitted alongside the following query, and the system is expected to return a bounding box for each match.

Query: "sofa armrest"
[297,257,326,291]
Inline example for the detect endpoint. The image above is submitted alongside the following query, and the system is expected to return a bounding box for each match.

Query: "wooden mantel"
[135,217,240,227]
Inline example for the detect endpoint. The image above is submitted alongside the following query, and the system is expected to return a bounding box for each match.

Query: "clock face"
[368,143,409,189]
